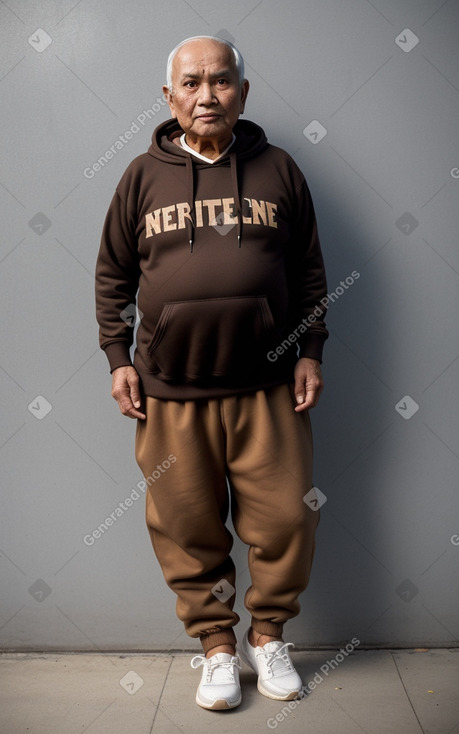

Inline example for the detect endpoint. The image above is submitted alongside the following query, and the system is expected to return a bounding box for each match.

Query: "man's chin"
[194,121,224,133]
[189,121,232,141]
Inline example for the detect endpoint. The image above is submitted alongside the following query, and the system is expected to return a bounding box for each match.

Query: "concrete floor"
[0,649,458,733]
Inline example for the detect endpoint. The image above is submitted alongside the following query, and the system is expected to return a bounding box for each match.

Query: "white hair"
[165,35,245,91]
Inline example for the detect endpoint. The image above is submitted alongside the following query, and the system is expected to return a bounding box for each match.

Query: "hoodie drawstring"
[229,152,243,248]
[185,156,195,252]
[185,150,243,253]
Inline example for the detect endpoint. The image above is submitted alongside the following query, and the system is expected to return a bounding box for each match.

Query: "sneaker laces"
[262,642,295,675]
[190,654,241,683]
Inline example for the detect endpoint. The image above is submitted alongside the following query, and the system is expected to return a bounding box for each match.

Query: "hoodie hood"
[147,118,269,250]
[148,117,269,164]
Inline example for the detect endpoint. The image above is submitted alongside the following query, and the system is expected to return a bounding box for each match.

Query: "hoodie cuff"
[298,334,327,364]
[102,342,133,373]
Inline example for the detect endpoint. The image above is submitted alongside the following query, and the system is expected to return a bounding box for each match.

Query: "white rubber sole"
[257,680,300,701]
[195,693,242,710]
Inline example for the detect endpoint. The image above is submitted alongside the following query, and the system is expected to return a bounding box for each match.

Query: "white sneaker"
[190,652,242,710]
[237,629,303,700]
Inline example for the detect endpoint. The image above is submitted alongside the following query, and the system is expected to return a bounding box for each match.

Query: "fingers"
[111,367,146,420]
[294,380,306,410]
[293,358,324,412]
[118,397,146,420]
[294,382,322,412]
[127,370,144,412]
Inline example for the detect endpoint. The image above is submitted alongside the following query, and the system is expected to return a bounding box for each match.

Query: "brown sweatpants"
[135,383,319,655]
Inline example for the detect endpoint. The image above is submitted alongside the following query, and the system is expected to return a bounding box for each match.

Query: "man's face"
[163,40,249,143]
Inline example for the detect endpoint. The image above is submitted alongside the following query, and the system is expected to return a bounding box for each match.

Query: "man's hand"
[293,357,324,412]
[111,365,146,420]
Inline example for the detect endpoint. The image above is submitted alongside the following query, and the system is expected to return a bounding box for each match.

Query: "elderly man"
[95,35,328,710]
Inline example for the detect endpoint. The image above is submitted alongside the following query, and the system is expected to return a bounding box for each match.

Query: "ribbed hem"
[102,341,133,373]
[133,356,292,400]
[250,618,284,638]
[298,332,327,363]
[200,628,237,655]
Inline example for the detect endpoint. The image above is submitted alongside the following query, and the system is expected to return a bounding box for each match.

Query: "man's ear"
[240,80,250,114]
[162,85,176,117]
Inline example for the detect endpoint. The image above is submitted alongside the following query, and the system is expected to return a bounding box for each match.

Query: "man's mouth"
[197,114,221,121]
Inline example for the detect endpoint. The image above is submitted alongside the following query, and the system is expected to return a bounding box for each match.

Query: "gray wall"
[1,0,458,651]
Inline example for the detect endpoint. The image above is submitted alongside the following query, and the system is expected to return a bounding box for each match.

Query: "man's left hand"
[293,358,324,412]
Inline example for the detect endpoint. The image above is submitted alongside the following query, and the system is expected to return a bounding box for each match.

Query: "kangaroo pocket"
[147,295,279,385]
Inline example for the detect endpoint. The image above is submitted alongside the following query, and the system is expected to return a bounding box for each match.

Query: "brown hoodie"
[95,118,328,399]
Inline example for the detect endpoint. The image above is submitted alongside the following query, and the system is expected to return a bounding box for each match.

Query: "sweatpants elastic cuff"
[200,628,237,655]
[250,619,284,638]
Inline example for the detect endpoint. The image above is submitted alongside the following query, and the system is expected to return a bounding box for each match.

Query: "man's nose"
[198,83,217,105]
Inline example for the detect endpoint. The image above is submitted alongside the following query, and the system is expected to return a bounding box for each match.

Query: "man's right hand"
[111,365,146,420]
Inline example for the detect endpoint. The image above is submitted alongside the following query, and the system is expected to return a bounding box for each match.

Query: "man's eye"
[217,79,228,85]
[185,81,196,88]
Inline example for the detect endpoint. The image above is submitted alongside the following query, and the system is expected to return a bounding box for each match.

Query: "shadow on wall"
[295,171,391,647]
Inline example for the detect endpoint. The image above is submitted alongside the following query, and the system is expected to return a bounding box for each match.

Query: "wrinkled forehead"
[172,40,236,80]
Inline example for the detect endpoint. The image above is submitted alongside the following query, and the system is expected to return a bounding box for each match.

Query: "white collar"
[179,132,236,164]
